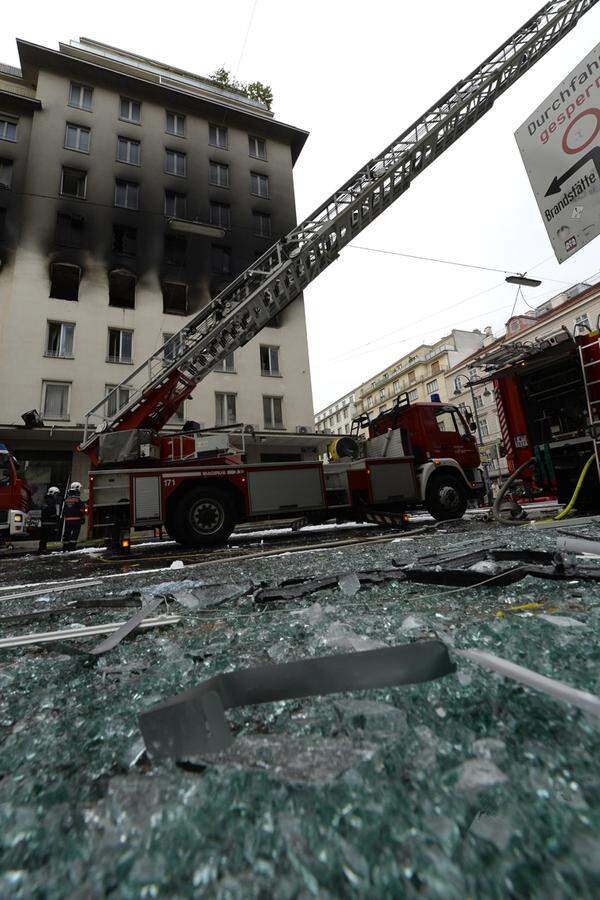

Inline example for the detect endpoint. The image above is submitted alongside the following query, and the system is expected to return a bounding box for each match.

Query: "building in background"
[0,37,312,503]
[314,390,357,435]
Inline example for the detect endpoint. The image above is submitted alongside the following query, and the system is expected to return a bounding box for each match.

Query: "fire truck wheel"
[425,472,467,521]
[174,486,235,546]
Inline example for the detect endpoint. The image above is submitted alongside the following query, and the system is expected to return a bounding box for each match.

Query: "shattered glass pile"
[1,524,600,897]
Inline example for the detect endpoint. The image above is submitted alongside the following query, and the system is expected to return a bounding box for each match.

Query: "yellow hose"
[531,452,596,525]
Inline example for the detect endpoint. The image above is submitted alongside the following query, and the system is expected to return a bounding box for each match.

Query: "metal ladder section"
[81,0,599,449]
[578,335,600,481]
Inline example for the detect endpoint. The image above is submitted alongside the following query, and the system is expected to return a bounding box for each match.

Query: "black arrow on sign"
[545,146,600,196]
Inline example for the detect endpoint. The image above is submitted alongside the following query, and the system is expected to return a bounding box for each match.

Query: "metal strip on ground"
[0,615,181,650]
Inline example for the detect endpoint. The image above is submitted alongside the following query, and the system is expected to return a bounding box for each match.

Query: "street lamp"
[454,373,494,504]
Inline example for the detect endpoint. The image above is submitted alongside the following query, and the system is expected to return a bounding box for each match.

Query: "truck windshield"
[435,409,469,438]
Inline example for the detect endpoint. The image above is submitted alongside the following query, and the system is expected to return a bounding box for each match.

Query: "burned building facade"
[0,38,312,502]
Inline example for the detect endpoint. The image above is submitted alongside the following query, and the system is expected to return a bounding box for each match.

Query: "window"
[120,97,141,123]
[251,172,269,198]
[166,112,185,136]
[115,179,139,210]
[162,281,188,315]
[431,359,441,375]
[393,380,401,394]
[248,135,267,159]
[61,167,87,199]
[474,395,483,409]
[64,123,90,153]
[426,378,439,394]
[108,270,136,309]
[253,211,271,237]
[163,332,183,362]
[367,396,374,409]
[69,82,93,111]
[408,370,416,384]
[211,245,231,275]
[209,161,229,187]
[209,201,231,229]
[408,389,418,402]
[0,116,18,142]
[263,395,283,429]
[480,418,489,438]
[575,313,591,331]
[107,328,133,363]
[42,382,70,420]
[435,410,459,433]
[112,223,137,256]
[46,321,74,358]
[209,124,228,149]
[260,345,280,376]
[165,149,186,176]
[105,384,131,418]
[214,351,235,373]
[336,411,341,423]
[55,213,84,248]
[117,136,141,165]
[49,262,80,301]
[379,389,385,401]
[164,190,187,218]
[453,377,463,393]
[164,234,187,266]
[0,158,12,189]
[215,392,236,426]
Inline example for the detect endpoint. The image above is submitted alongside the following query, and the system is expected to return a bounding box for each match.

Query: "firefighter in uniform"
[37,486,62,555]
[61,482,85,551]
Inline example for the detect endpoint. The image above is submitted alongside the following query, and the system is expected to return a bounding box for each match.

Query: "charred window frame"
[107,327,133,364]
[115,179,139,210]
[166,112,186,137]
[162,281,189,315]
[248,135,267,160]
[209,161,229,188]
[164,234,187,267]
[209,201,231,230]
[0,158,13,189]
[108,270,136,309]
[68,82,93,111]
[112,223,137,257]
[60,167,87,200]
[119,97,141,124]
[211,245,231,275]
[253,211,271,237]
[55,213,84,248]
[209,124,228,149]
[116,136,141,166]
[165,149,187,177]
[164,190,187,218]
[0,116,18,142]
[64,123,91,154]
[250,172,269,198]
[49,262,81,301]
[45,321,75,359]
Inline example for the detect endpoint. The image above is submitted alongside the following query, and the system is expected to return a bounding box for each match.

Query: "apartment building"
[446,279,600,489]
[314,390,357,435]
[354,330,486,429]
[0,38,313,502]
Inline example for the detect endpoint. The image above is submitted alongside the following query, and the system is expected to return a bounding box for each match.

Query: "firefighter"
[37,486,62,555]
[61,482,85,552]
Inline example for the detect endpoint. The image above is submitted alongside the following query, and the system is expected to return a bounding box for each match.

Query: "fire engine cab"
[88,396,485,547]
[0,443,32,544]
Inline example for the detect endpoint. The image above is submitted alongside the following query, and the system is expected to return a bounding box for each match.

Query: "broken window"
[164,234,187,266]
[55,213,84,248]
[209,201,231,229]
[49,262,80,301]
[165,149,186,176]
[120,96,141,123]
[209,161,229,187]
[108,270,136,309]
[46,321,74,358]
[0,159,13,189]
[117,136,141,165]
[42,381,70,419]
[253,211,271,237]
[215,392,236,426]
[263,395,283,429]
[209,124,228,149]
[166,111,185,136]
[61,167,87,199]
[248,135,267,159]
[105,384,131,417]
[251,172,269,198]
[69,82,93,111]
[64,123,90,153]
[112,224,137,257]
[260,345,280,376]
[162,281,188,315]
[211,245,231,275]
[115,179,139,210]
[0,116,18,142]
[165,190,186,218]
[107,327,133,363]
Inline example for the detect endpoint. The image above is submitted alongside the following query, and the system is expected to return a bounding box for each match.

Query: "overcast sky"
[3,1,600,411]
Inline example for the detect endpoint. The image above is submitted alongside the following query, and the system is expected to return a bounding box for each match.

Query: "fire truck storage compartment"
[247,464,325,515]
[367,458,417,503]
[517,345,587,444]
[323,464,350,506]
[91,472,130,507]
[133,475,161,524]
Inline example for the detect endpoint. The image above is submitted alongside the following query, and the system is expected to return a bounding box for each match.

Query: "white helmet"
[70,481,82,492]
[47,486,60,495]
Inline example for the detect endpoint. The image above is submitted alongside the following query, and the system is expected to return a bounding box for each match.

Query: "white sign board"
[515,42,600,263]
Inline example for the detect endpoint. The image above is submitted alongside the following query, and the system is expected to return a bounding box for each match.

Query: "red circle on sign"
[562,108,600,155]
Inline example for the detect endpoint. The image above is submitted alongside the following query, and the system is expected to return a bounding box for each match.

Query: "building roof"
[15,39,309,164]
[0,62,22,79]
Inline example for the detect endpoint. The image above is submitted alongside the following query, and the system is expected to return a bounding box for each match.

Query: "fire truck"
[77,0,597,548]
[0,443,32,544]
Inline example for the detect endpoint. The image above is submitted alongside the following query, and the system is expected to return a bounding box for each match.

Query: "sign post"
[516,43,600,263]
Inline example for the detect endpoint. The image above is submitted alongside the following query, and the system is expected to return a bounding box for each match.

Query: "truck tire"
[172,486,235,547]
[425,472,467,521]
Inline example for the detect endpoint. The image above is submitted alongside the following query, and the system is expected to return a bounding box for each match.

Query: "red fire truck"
[0,443,32,544]
[77,1,594,548]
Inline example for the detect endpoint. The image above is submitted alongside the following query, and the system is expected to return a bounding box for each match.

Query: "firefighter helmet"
[70,481,82,492]
[47,486,60,495]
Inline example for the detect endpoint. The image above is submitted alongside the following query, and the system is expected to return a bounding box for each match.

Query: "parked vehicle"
[0,443,32,544]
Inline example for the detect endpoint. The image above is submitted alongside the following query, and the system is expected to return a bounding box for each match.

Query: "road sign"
[515,42,600,263]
